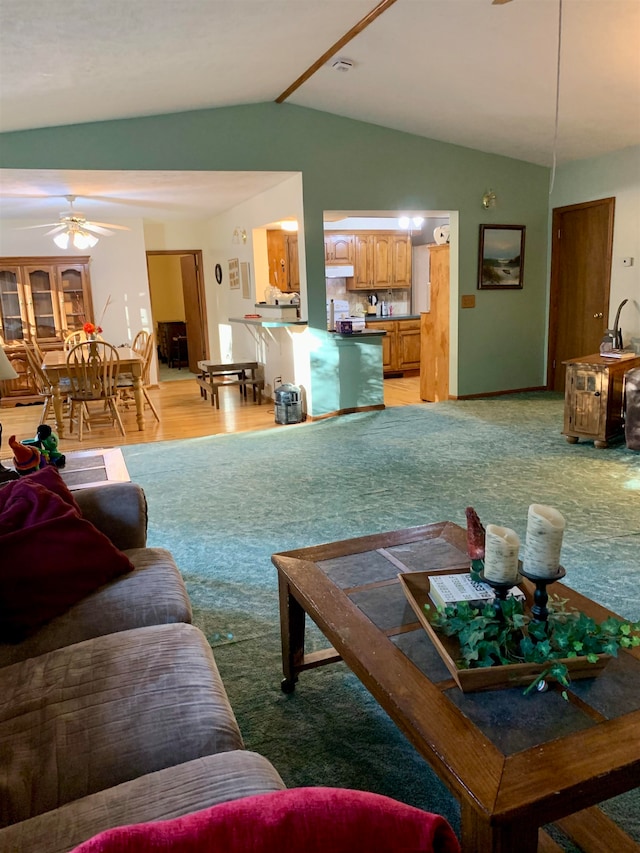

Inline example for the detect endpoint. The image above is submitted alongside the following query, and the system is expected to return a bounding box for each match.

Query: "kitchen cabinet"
[0,256,94,403]
[420,244,449,402]
[562,353,640,447]
[348,233,411,290]
[365,318,421,375]
[267,231,299,292]
[324,234,354,264]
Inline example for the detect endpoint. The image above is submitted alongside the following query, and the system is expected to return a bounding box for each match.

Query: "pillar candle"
[483,524,520,584]
[523,504,566,578]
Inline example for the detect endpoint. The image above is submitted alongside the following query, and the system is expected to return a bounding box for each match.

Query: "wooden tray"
[398,571,611,693]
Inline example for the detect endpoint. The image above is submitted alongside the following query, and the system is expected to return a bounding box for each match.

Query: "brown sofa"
[0,482,285,853]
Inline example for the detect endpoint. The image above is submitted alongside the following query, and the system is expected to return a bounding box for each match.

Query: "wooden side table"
[562,352,640,448]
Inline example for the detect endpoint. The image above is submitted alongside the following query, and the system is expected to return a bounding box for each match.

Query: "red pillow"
[0,480,134,642]
[22,464,81,511]
[69,787,461,853]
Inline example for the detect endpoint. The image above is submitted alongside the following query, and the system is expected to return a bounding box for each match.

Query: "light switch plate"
[461,294,475,308]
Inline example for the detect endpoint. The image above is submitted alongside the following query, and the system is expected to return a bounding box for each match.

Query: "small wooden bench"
[196,360,264,409]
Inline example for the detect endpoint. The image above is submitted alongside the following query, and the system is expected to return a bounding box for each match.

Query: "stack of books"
[428,573,524,610]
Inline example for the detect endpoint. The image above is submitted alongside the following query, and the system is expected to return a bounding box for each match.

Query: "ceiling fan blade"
[82,223,115,236]
[87,221,131,231]
[44,225,67,236]
[15,222,60,230]
[492,0,513,4]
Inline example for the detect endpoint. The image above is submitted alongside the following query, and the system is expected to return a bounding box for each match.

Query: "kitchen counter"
[331,328,386,338]
[229,316,307,328]
[363,314,420,322]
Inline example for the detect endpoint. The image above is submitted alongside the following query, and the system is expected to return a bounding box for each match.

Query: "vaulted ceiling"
[1,0,638,219]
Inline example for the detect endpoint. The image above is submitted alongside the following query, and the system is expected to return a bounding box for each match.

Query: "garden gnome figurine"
[8,434,45,476]
[22,424,66,468]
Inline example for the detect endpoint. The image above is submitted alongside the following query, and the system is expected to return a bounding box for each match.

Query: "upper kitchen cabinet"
[324,234,354,265]
[348,233,411,290]
[267,230,300,292]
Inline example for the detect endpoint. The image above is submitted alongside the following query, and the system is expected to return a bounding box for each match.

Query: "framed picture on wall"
[240,261,251,299]
[228,258,240,289]
[478,225,525,290]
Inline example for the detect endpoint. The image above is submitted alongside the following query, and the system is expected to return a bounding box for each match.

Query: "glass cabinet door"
[24,266,60,340]
[0,266,26,342]
[59,265,89,331]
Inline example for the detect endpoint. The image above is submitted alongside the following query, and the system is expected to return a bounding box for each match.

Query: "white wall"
[551,145,640,351]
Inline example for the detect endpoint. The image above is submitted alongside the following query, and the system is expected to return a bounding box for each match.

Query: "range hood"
[325,264,354,278]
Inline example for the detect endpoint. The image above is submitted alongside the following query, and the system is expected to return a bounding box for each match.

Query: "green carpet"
[122,393,640,849]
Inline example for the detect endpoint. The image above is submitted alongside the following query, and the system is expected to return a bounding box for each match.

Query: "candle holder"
[479,570,518,619]
[519,565,566,622]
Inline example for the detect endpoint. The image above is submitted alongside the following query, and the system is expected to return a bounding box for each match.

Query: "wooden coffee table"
[272,522,640,853]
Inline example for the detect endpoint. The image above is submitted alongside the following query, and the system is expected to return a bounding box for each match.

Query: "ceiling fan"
[18,195,130,249]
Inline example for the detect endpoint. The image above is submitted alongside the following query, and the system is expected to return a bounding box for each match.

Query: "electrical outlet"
[461,294,475,308]
[622,257,634,267]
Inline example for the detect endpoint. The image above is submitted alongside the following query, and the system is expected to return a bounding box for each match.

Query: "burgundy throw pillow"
[0,480,134,642]
[22,464,81,511]
[69,787,461,853]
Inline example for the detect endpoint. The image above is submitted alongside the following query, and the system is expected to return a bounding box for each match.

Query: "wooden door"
[180,253,208,374]
[547,198,615,391]
[286,236,300,291]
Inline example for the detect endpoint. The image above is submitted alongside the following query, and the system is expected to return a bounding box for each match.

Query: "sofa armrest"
[74,483,148,550]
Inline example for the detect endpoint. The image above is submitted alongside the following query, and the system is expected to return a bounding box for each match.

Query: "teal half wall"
[0,102,551,400]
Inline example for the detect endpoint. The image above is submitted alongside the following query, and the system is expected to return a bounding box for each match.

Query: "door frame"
[546,197,615,390]
[146,249,209,369]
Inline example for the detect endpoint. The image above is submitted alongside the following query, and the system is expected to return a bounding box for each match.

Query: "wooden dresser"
[562,352,640,447]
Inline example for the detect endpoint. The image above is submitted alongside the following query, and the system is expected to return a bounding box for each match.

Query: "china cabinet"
[0,256,94,403]
[562,353,640,447]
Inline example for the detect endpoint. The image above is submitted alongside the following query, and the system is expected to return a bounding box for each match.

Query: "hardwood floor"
[0,375,424,454]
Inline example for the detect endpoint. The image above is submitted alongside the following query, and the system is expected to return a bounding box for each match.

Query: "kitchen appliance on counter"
[335,317,366,334]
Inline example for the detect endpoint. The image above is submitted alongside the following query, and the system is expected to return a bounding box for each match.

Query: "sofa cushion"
[0,479,134,642]
[0,547,192,668]
[0,752,285,853]
[69,787,461,853]
[0,623,244,827]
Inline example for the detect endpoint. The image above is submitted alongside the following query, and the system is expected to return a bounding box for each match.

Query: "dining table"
[42,346,145,438]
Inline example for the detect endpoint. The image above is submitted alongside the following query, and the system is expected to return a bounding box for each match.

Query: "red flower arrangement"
[83,322,103,335]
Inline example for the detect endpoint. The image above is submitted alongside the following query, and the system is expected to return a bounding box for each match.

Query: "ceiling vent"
[331,58,354,73]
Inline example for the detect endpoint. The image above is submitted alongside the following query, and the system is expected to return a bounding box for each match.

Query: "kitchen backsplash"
[325,278,411,317]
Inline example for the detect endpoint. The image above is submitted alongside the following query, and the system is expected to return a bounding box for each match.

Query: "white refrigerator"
[411,245,430,314]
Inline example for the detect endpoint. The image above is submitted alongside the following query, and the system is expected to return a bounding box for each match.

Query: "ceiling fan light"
[53,232,70,249]
[71,230,98,250]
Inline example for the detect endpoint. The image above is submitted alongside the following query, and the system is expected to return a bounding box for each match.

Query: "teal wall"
[0,102,551,397]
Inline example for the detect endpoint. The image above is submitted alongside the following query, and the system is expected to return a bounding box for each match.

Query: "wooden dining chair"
[132,329,150,355]
[22,341,57,425]
[117,332,160,422]
[66,341,126,441]
[63,329,88,351]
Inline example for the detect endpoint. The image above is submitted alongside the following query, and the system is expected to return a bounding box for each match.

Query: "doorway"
[547,197,615,391]
[146,250,209,375]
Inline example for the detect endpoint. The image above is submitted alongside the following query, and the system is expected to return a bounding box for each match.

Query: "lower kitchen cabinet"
[366,318,420,375]
[562,353,640,447]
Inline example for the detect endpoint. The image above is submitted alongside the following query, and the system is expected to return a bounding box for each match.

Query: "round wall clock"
[215,263,223,284]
